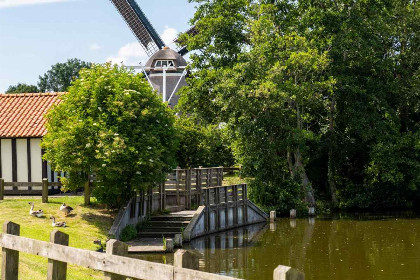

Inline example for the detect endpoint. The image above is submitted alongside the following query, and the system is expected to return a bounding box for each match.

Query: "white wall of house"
[1,139,13,190]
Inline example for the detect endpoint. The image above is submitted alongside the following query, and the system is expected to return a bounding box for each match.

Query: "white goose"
[50,216,66,227]
[28,202,44,218]
[60,203,74,216]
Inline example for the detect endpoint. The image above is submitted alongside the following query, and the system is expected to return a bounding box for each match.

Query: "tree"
[42,63,177,207]
[178,1,334,211]
[180,0,420,211]
[175,116,234,168]
[5,83,38,93]
[38,58,92,92]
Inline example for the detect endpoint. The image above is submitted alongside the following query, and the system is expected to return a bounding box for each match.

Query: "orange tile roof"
[0,93,63,138]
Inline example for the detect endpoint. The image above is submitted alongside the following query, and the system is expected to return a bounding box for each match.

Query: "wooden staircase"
[138,211,195,238]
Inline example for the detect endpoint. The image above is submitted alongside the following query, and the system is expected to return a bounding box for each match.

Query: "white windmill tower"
[110,0,195,108]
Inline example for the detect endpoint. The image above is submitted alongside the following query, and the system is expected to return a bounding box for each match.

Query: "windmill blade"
[174,26,198,56]
[110,0,165,56]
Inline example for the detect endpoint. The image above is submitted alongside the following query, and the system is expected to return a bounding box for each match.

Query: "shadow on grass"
[80,211,115,237]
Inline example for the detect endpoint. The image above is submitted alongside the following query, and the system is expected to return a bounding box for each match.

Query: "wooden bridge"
[110,167,268,242]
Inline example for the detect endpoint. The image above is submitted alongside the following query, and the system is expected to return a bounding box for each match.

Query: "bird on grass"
[50,216,66,227]
[60,203,74,216]
[28,202,44,218]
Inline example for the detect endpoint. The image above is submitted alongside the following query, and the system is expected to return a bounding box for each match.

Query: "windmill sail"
[110,0,165,56]
[175,26,198,56]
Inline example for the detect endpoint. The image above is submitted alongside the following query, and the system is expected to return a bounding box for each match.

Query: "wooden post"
[84,180,90,206]
[270,211,276,222]
[0,178,4,200]
[2,221,20,280]
[243,184,248,224]
[104,240,128,280]
[176,168,180,206]
[48,230,69,280]
[42,178,49,203]
[273,265,305,280]
[174,249,200,270]
[233,185,238,226]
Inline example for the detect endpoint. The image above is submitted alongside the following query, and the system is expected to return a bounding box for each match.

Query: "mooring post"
[0,178,4,200]
[308,207,315,217]
[48,230,69,280]
[104,240,129,280]
[2,221,20,280]
[290,209,297,219]
[270,211,276,222]
[273,265,305,280]
[42,178,49,203]
[165,238,174,253]
[174,249,200,270]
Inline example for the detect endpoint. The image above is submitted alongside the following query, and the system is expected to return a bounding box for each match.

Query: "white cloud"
[106,42,148,66]
[106,27,178,66]
[161,27,178,48]
[89,43,102,51]
[0,0,70,8]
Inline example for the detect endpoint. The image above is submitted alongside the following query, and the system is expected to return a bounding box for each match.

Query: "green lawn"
[0,196,115,280]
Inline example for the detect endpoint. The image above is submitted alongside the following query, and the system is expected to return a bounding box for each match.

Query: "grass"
[223,173,247,186]
[0,196,115,280]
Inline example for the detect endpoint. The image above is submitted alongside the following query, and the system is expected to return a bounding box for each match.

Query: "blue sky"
[0,0,196,92]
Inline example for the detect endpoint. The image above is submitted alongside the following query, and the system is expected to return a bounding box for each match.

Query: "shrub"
[120,224,137,242]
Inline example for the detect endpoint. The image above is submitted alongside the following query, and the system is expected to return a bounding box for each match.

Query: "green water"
[135,214,420,280]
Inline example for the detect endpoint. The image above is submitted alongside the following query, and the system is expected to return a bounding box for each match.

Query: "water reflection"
[134,215,420,280]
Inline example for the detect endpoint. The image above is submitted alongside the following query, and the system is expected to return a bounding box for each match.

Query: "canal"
[134,213,420,280]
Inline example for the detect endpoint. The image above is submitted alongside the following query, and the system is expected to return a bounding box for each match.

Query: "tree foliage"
[42,63,177,207]
[38,58,92,92]
[178,0,420,211]
[175,116,234,168]
[5,83,38,93]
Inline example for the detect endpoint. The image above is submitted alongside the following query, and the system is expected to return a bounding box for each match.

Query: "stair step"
[150,215,193,222]
[149,221,189,227]
[138,232,179,238]
[142,227,183,233]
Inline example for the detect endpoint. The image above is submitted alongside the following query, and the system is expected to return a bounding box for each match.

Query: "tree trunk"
[294,149,315,206]
[328,96,338,208]
[84,179,90,206]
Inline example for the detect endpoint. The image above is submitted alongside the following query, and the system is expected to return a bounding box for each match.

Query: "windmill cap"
[145,47,187,68]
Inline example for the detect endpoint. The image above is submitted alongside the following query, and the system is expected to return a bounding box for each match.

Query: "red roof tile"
[0,93,63,138]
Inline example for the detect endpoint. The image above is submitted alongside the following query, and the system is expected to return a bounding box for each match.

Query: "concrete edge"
[247,200,269,220]
[182,206,205,242]
[109,197,133,238]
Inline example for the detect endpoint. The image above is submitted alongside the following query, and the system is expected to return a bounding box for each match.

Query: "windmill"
[110,0,193,107]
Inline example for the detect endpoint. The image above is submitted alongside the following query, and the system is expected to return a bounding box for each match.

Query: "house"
[0,93,62,193]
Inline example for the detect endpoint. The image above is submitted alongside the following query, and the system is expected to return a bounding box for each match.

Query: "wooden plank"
[48,230,69,280]
[0,233,174,280]
[174,267,242,280]
[4,182,43,186]
[2,221,20,280]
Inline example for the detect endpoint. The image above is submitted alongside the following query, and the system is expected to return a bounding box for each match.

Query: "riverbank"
[0,196,115,279]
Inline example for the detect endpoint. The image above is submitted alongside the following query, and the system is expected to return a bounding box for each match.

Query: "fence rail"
[0,178,58,202]
[0,221,303,280]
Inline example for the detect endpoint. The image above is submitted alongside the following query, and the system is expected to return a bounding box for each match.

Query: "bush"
[120,224,137,242]
[175,116,234,168]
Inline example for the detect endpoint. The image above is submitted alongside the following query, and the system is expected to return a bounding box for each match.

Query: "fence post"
[2,221,20,280]
[273,265,305,280]
[176,168,180,206]
[174,249,200,270]
[48,230,69,280]
[0,178,4,200]
[42,178,49,203]
[104,240,128,280]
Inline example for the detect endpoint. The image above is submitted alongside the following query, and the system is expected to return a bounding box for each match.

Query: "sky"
[0,0,196,92]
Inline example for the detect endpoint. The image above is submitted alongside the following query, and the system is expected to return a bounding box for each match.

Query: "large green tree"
[42,63,177,207]
[38,58,91,92]
[5,83,38,93]
[178,0,420,211]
